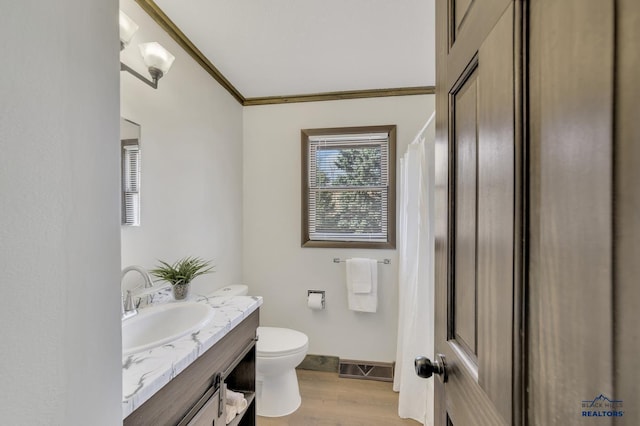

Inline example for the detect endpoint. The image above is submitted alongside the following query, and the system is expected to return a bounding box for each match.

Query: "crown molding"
[135,0,435,106]
[243,86,435,106]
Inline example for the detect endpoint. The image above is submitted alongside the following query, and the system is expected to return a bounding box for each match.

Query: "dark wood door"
[434,0,523,424]
[433,0,639,425]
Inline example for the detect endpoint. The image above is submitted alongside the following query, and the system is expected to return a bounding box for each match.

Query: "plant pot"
[172,282,190,300]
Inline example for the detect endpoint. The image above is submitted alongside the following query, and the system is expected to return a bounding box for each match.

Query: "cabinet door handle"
[217,379,225,419]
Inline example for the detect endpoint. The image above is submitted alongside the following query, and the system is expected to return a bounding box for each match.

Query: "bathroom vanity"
[122,296,261,426]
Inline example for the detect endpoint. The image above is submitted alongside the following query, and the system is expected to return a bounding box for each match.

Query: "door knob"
[415,354,448,383]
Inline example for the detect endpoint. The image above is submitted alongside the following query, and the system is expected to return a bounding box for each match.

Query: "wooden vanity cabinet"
[124,309,259,426]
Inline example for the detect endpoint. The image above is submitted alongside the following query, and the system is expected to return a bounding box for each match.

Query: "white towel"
[346,258,378,312]
[226,389,244,404]
[225,404,237,424]
[346,258,374,293]
[226,389,248,412]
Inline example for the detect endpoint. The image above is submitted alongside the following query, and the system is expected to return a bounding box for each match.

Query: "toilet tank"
[210,285,248,297]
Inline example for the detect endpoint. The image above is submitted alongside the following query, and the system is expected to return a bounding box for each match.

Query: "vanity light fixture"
[119,11,175,89]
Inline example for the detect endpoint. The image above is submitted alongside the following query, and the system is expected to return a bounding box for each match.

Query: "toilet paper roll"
[307,293,324,310]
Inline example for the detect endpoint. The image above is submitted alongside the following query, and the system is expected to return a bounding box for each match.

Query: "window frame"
[301,125,396,249]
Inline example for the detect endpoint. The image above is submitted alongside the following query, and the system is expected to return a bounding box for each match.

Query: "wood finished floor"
[257,370,420,426]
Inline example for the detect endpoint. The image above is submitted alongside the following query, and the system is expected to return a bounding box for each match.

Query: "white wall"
[0,2,122,425]
[120,0,244,289]
[243,95,435,362]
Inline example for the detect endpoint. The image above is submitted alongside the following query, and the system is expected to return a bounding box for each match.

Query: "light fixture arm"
[119,11,174,90]
[120,62,159,89]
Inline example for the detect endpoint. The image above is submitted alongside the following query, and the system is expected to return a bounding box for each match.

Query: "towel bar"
[333,258,391,265]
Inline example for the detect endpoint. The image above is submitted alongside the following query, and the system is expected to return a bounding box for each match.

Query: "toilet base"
[256,369,301,417]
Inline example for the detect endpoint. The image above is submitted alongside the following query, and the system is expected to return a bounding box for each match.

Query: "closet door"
[432,0,523,425]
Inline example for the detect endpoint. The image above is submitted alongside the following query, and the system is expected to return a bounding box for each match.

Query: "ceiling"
[145,0,435,102]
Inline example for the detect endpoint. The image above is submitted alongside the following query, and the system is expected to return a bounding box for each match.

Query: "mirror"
[120,118,141,226]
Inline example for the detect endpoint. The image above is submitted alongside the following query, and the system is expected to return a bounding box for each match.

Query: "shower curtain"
[394,114,435,425]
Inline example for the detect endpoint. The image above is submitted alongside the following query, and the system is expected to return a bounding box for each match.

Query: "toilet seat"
[257,327,309,358]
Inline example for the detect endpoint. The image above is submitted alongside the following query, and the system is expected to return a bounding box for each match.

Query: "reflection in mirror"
[120,118,141,226]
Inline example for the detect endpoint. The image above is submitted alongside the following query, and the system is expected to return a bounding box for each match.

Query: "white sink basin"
[122,302,215,355]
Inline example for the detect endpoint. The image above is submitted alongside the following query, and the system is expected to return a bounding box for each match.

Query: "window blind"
[122,142,140,226]
[307,133,389,242]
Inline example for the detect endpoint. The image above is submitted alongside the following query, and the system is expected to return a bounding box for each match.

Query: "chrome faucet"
[121,265,154,320]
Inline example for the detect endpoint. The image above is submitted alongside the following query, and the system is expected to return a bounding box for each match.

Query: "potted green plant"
[150,256,214,300]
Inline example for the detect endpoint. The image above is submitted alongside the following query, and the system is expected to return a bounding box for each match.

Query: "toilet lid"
[256,326,309,357]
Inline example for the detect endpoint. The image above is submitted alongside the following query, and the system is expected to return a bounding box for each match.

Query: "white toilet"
[210,285,309,417]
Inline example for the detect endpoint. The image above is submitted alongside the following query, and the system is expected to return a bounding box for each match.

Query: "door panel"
[446,0,511,89]
[476,6,515,422]
[453,72,479,358]
[453,0,474,39]
[435,2,518,425]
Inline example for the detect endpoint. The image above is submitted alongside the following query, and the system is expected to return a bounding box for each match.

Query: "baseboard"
[338,359,395,382]
[297,354,340,373]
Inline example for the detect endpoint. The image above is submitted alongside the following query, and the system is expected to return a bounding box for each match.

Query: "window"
[301,125,396,248]
[122,139,141,226]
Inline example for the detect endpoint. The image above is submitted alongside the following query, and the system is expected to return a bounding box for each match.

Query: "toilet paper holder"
[307,290,326,309]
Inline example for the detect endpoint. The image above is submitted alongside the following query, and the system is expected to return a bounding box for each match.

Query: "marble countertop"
[122,292,262,419]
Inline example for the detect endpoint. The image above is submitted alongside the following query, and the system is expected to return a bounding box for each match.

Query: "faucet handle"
[124,290,136,312]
